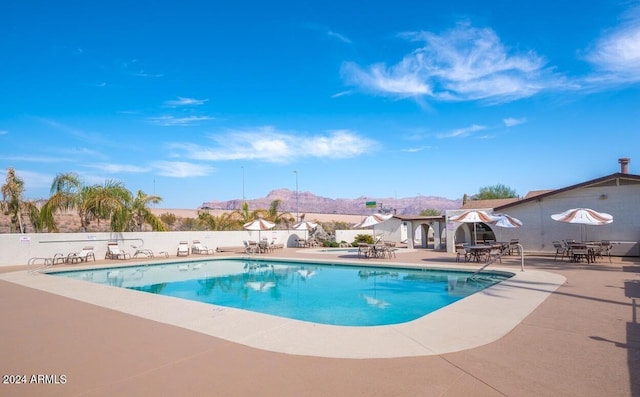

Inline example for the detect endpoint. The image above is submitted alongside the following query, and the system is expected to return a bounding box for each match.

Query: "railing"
[27,257,53,274]
[469,243,525,280]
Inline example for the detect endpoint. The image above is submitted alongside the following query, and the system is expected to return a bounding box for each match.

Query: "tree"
[1,167,27,233]
[40,172,88,232]
[159,212,177,228]
[419,208,441,216]
[472,184,518,200]
[231,202,265,226]
[120,190,166,232]
[263,199,294,227]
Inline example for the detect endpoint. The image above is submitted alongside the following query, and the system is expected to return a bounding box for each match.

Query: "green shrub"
[353,234,374,245]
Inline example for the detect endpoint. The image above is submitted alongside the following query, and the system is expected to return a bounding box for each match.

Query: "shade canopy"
[450,210,500,244]
[449,210,499,224]
[354,213,393,242]
[551,208,613,242]
[292,220,318,231]
[243,219,276,230]
[353,213,393,229]
[490,213,523,228]
[550,208,613,225]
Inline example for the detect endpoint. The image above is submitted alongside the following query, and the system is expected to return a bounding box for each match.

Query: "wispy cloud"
[327,30,352,44]
[331,90,352,98]
[437,124,486,138]
[583,4,640,85]
[147,115,213,126]
[0,130,8,135]
[118,59,163,78]
[503,117,527,127]
[168,127,377,163]
[152,161,215,177]
[0,155,74,163]
[163,97,208,107]
[86,163,151,173]
[401,146,434,153]
[342,22,562,104]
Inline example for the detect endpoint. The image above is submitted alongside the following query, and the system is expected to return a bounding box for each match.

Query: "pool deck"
[1,248,639,396]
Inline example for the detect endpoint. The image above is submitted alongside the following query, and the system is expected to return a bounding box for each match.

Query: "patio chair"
[486,246,503,264]
[553,241,568,261]
[67,246,96,263]
[455,244,470,262]
[191,240,215,255]
[600,240,613,263]
[243,240,257,255]
[176,241,190,256]
[105,242,131,260]
[357,243,372,259]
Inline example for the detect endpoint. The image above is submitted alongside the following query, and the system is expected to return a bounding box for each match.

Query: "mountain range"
[201,189,461,216]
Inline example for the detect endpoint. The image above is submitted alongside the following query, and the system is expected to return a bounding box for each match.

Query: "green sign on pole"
[365,201,377,208]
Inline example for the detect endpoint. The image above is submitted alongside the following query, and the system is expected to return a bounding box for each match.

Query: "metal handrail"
[469,243,525,280]
[27,257,53,274]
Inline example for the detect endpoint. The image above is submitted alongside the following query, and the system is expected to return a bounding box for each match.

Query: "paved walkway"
[1,249,639,396]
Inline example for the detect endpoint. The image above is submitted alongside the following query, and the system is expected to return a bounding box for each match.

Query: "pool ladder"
[468,244,525,280]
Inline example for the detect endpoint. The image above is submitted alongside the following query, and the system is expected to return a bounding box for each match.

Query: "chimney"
[618,157,630,174]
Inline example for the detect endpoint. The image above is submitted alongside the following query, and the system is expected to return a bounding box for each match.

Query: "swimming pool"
[51,259,512,326]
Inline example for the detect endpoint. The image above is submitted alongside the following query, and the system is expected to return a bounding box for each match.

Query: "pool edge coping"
[0,255,565,359]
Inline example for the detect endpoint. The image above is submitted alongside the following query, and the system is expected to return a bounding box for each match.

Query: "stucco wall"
[0,229,313,267]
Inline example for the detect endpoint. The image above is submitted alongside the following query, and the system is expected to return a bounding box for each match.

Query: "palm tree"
[1,167,27,233]
[41,173,133,232]
[40,172,86,232]
[231,201,266,227]
[197,210,238,231]
[123,190,166,232]
[263,199,294,228]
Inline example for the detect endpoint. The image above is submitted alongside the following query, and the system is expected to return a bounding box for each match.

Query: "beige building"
[442,158,639,256]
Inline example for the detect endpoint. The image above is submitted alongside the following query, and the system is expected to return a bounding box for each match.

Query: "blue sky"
[1,1,639,209]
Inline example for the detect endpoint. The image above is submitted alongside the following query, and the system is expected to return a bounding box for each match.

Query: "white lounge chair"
[67,246,96,263]
[191,240,214,255]
[177,241,190,256]
[105,242,131,260]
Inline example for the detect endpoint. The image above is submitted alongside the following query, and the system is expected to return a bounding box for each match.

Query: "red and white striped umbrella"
[353,213,393,229]
[449,210,499,224]
[243,218,276,240]
[243,219,276,230]
[450,210,500,244]
[550,208,613,225]
[490,213,523,228]
[354,213,393,241]
[551,208,613,242]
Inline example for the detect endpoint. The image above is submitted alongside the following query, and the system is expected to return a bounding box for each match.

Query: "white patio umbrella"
[292,220,318,240]
[354,213,393,242]
[489,213,523,241]
[449,210,500,245]
[551,208,613,242]
[243,218,276,240]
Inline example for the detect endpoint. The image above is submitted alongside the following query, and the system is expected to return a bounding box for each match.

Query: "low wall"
[0,230,313,267]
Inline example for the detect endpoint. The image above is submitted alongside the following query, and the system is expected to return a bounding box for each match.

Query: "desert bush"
[353,234,374,245]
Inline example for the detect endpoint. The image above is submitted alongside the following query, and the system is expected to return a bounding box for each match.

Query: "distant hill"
[201,189,461,216]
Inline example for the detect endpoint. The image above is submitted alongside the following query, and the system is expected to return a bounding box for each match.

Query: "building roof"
[495,172,640,211]
[461,198,519,210]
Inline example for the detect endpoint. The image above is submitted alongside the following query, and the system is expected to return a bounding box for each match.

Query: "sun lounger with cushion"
[191,240,214,255]
[67,246,96,263]
[105,242,131,260]
[177,241,190,256]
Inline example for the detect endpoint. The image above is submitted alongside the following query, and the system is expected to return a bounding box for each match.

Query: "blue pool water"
[50,259,512,326]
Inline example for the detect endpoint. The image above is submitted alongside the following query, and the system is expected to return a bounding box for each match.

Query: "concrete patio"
[1,248,638,396]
